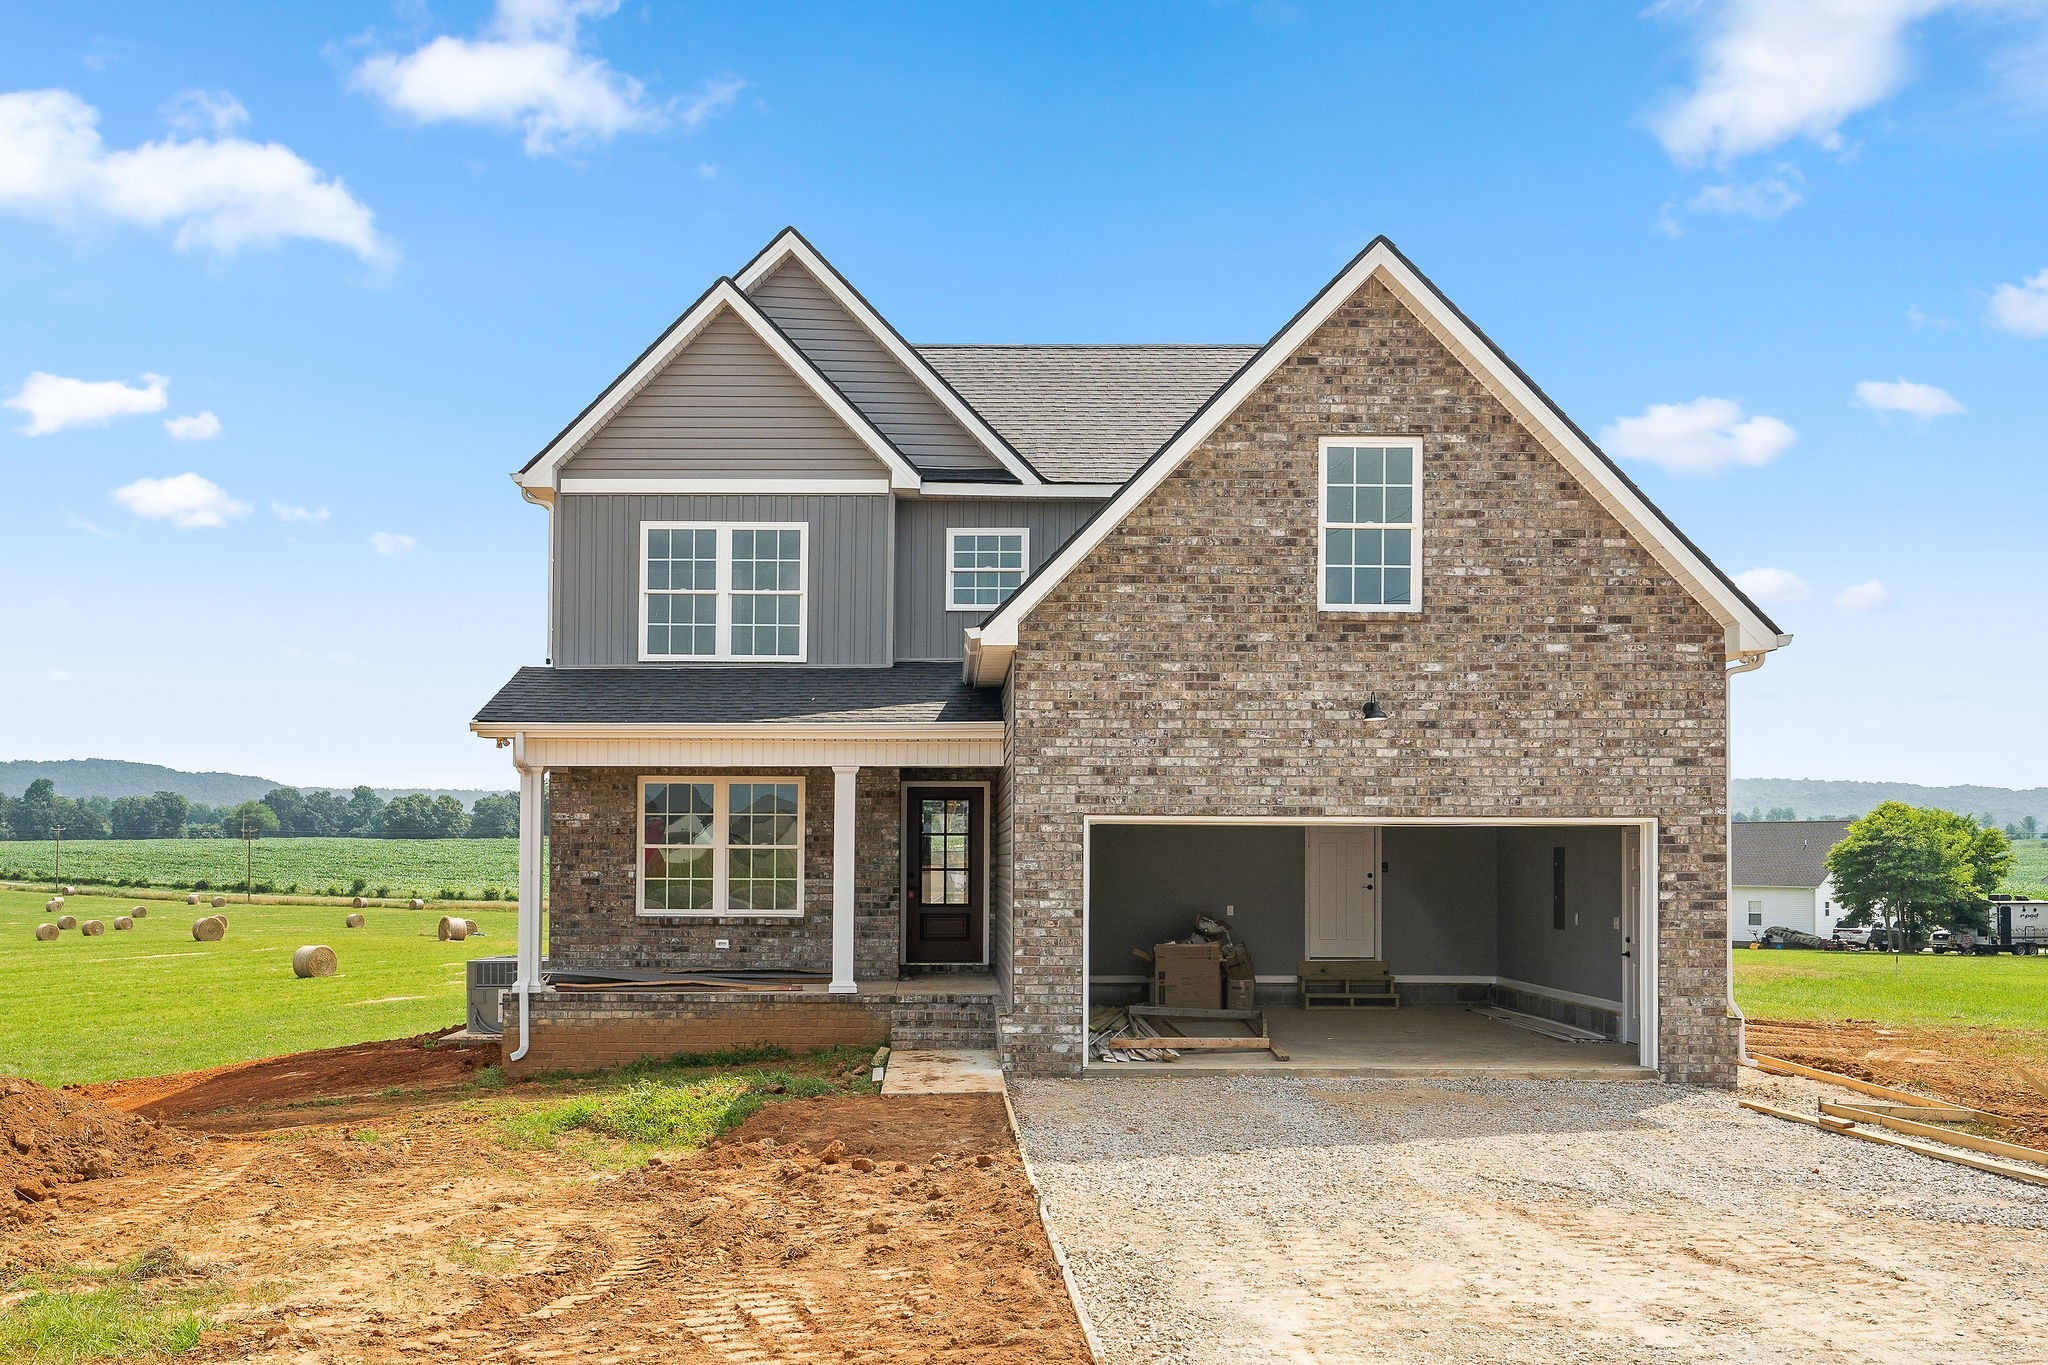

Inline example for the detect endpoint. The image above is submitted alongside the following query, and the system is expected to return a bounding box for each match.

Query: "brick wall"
[1003,275,1736,1084]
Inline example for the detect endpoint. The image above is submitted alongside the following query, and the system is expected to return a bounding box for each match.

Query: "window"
[640,777,802,916]
[1748,912,1764,927]
[946,528,1029,610]
[642,523,806,661]
[1319,439,1419,611]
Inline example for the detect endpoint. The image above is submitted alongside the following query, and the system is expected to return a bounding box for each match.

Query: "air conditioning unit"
[466,956,518,1035]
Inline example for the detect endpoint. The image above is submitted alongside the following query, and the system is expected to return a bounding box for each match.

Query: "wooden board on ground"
[1738,1099,2048,1188]
[1751,1054,1977,1111]
[1820,1103,2048,1167]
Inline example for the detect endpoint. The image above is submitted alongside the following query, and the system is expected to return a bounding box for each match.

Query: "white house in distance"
[1730,820,1851,944]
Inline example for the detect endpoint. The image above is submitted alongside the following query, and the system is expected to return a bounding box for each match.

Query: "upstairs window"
[1319,439,1419,612]
[642,523,807,661]
[947,528,1029,610]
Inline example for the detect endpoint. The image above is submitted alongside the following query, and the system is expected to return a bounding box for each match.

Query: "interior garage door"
[1306,826,1380,959]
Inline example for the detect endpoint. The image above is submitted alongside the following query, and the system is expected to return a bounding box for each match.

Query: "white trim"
[636,774,806,919]
[830,766,858,991]
[910,483,1120,500]
[1316,437,1421,616]
[473,720,1004,742]
[899,780,993,968]
[518,280,922,492]
[945,526,1031,613]
[562,477,891,495]
[639,521,809,664]
[973,239,1787,672]
[1494,976,1625,1015]
[734,230,1042,485]
[496,733,1003,770]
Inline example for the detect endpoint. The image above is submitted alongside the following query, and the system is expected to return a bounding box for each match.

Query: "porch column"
[830,764,859,993]
[515,751,544,991]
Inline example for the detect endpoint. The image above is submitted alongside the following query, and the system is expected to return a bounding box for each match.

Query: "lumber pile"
[1088,1005,1289,1063]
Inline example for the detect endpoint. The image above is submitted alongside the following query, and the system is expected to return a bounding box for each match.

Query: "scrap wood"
[1128,1005,1262,1020]
[1820,1103,2048,1167]
[1751,1055,1988,1113]
[1739,1099,2048,1189]
[1825,1101,1985,1124]
[549,978,801,992]
[1103,1036,1273,1051]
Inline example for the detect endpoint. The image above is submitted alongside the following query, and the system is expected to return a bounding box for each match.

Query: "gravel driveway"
[1010,1071,2048,1363]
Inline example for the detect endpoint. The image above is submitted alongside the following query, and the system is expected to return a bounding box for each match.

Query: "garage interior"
[1086,822,1652,1075]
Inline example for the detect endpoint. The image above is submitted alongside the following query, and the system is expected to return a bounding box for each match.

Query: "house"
[472,228,1790,1085]
[1728,820,1850,944]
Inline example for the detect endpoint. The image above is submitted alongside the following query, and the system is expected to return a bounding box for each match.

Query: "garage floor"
[1097,1004,1650,1078]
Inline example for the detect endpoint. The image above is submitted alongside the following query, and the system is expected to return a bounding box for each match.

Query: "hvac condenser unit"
[466,956,518,1035]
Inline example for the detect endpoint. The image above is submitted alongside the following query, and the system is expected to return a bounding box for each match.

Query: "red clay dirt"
[1,1077,195,1226]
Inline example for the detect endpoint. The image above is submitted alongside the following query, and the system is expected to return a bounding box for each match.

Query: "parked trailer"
[1968,897,2048,955]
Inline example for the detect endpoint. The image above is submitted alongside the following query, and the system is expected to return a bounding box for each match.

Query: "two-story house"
[473,229,1789,1083]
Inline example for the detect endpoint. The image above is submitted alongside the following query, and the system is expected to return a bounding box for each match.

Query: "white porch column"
[508,734,544,1062]
[830,764,859,993]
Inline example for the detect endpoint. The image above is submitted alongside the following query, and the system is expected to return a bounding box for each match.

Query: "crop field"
[0,887,505,1083]
[1732,947,2048,1034]
[2008,838,2048,892]
[0,836,520,901]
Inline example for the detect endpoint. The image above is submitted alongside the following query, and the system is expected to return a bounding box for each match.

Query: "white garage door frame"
[1079,815,1662,1073]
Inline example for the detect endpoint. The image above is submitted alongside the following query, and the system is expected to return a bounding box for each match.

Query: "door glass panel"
[915,798,972,905]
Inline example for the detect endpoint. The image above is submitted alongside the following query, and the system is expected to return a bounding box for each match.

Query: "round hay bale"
[344,913,365,928]
[45,898,62,914]
[56,915,76,931]
[350,896,367,909]
[192,916,226,942]
[291,945,338,979]
[464,919,481,936]
[60,885,74,895]
[437,916,469,942]
[131,905,147,918]
[34,924,58,942]
[209,896,227,909]
[408,898,426,911]
[113,916,133,931]
[79,920,104,937]
[186,893,200,905]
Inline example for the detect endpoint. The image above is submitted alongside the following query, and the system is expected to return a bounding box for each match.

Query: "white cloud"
[161,89,248,136]
[678,75,745,132]
[1599,396,1797,475]
[1836,579,1891,610]
[163,409,222,441]
[1687,167,1804,219]
[1905,304,1954,330]
[352,0,707,156]
[110,472,251,529]
[1855,378,1963,417]
[272,501,329,523]
[370,531,417,555]
[1734,567,1811,603]
[0,88,388,261]
[1988,267,2048,336]
[5,370,167,435]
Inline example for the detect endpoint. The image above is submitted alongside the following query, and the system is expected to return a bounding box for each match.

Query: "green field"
[1733,948,2048,1033]
[0,836,520,901]
[0,887,504,1084]
[2008,838,2048,893]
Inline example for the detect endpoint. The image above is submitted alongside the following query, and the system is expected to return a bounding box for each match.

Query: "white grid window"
[641,778,802,916]
[641,523,807,661]
[1319,440,1419,612]
[947,528,1029,611]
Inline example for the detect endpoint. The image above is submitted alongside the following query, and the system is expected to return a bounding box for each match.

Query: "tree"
[147,790,190,838]
[300,790,349,837]
[344,786,385,837]
[109,795,156,838]
[261,787,310,836]
[1765,806,1798,821]
[1827,803,2015,946]
[380,793,439,838]
[2024,816,2039,841]
[10,779,56,839]
[468,793,518,838]
[431,794,471,838]
[227,800,280,837]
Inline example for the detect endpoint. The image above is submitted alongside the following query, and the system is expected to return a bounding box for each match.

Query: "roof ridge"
[916,342,1261,350]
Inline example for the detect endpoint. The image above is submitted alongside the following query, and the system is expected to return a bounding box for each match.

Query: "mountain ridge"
[0,758,508,808]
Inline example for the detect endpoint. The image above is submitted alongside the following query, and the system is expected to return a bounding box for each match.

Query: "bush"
[438,888,461,901]
[349,877,368,896]
[374,885,390,898]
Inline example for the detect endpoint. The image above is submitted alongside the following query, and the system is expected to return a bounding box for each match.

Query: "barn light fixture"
[1360,693,1389,721]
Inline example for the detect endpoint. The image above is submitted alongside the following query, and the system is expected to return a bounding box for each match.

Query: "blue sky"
[2,1,2044,790]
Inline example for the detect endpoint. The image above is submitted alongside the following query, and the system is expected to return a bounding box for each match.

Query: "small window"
[947,528,1029,610]
[1748,912,1764,926]
[641,777,802,916]
[642,523,806,661]
[1320,439,1420,612]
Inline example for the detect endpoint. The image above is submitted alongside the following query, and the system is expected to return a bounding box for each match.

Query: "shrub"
[349,877,368,896]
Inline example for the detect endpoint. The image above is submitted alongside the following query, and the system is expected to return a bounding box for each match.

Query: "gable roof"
[517,277,923,492]
[1732,820,1852,888]
[734,228,1042,485]
[919,345,1260,484]
[965,236,1791,682]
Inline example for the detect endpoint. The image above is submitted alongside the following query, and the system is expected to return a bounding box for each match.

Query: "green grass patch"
[0,1254,227,1363]
[1734,948,2048,1033]
[0,836,521,901]
[0,887,503,1084]
[2006,838,2048,894]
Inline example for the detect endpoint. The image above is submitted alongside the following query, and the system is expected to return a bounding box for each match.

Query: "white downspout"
[1725,650,1766,1063]
[509,732,542,1063]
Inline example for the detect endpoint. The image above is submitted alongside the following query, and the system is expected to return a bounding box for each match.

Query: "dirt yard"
[4,1039,1090,1362]
[1012,1071,2048,1364]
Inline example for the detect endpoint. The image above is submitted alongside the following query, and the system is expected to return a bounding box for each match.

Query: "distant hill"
[1733,778,2048,827]
[0,758,507,808]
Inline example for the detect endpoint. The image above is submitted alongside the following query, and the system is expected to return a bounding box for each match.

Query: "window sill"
[635,909,805,921]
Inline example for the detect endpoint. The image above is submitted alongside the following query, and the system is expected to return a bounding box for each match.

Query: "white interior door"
[1305,826,1380,959]
[1621,827,1641,1045]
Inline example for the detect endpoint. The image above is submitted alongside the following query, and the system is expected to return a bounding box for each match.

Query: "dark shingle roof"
[1731,820,1852,888]
[474,664,1001,727]
[917,344,1259,484]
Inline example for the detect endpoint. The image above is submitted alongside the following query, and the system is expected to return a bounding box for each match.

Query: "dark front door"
[904,785,985,964]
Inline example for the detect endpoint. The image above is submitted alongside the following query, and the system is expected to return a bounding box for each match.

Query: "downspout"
[1725,649,1768,1063]
[509,731,539,1063]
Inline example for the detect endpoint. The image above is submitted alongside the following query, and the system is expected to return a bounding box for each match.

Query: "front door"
[1305,826,1380,959]
[904,786,985,964]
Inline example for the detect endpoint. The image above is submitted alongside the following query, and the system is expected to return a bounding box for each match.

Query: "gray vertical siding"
[560,309,892,479]
[552,493,892,667]
[893,497,1104,660]
[748,261,1003,478]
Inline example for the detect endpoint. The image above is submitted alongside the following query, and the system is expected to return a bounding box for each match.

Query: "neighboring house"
[1729,820,1851,944]
[473,228,1790,1084]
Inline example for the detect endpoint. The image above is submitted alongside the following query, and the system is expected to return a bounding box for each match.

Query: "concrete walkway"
[880,1047,1004,1095]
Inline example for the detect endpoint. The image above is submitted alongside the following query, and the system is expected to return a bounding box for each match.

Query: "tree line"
[0,779,519,841]
[1734,805,2040,840]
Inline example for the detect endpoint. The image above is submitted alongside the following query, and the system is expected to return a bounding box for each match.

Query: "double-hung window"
[641,777,803,916]
[946,528,1029,610]
[1319,439,1420,612]
[642,523,807,661]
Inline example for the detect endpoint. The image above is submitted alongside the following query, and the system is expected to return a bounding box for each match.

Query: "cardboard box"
[1224,977,1256,1012]
[1152,941,1223,1010]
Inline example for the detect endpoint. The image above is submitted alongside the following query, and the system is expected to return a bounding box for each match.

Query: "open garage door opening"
[1083,819,1657,1076]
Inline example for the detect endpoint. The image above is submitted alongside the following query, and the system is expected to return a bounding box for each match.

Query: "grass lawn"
[0,836,520,901]
[1733,947,2048,1033]
[0,887,503,1085]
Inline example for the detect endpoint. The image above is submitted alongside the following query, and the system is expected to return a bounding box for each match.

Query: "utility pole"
[49,822,63,891]
[241,817,257,903]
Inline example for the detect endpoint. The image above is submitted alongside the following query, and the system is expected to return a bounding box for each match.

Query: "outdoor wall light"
[1360,693,1389,721]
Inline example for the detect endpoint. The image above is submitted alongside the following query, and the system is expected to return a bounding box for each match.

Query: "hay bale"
[45,898,62,914]
[344,913,365,929]
[350,896,367,909]
[192,916,226,942]
[291,945,338,979]
[437,916,469,941]
[464,919,481,936]
[34,924,58,942]
[131,905,147,918]
[113,916,133,931]
[79,920,104,937]
[209,896,227,909]
[408,898,426,911]
[186,893,200,905]
[60,885,74,895]
[56,915,76,931]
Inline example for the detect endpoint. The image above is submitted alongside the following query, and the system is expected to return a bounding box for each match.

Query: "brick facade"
[1001,276,1737,1084]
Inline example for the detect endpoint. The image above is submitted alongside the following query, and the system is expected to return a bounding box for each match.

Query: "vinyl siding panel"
[749,261,1004,478]
[893,497,1103,660]
[553,493,892,667]
[560,309,892,479]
